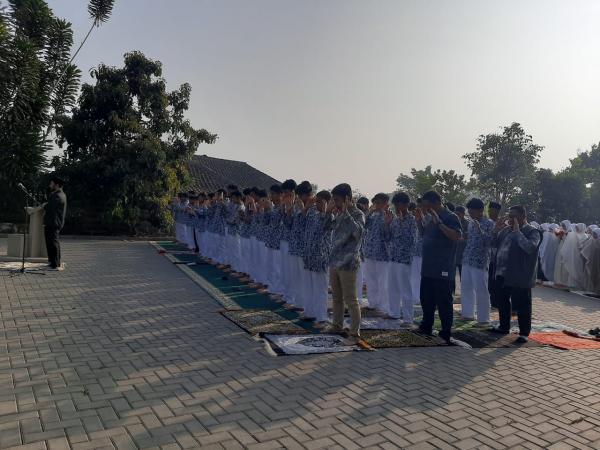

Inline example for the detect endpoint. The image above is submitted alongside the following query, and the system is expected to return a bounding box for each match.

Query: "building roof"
[187,154,280,193]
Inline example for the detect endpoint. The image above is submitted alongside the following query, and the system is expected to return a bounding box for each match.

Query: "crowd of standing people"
[170,180,600,345]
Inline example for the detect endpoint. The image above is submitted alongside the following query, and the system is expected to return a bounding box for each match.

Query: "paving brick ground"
[1,240,600,450]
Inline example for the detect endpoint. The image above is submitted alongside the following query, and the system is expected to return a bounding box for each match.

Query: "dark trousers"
[495,277,532,336]
[488,262,499,308]
[420,277,454,341]
[44,226,61,268]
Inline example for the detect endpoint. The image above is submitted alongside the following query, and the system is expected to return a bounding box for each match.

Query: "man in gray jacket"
[490,205,540,343]
[43,176,68,270]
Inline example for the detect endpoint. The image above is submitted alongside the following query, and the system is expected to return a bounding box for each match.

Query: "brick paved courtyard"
[1,240,600,450]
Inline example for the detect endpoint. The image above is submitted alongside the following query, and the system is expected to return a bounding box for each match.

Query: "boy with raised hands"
[302,190,333,323]
[363,193,391,312]
[385,192,417,324]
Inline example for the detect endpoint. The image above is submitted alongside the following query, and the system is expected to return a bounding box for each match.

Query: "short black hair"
[227,184,238,191]
[392,192,410,205]
[509,205,527,216]
[488,201,502,210]
[281,179,297,192]
[466,198,485,210]
[331,183,352,199]
[208,193,215,199]
[242,188,252,195]
[408,202,416,211]
[316,190,332,202]
[296,181,313,196]
[231,190,242,198]
[357,197,369,205]
[270,184,282,194]
[50,175,64,187]
[455,205,466,214]
[445,202,456,212]
[421,191,441,204]
[258,189,268,198]
[372,193,390,203]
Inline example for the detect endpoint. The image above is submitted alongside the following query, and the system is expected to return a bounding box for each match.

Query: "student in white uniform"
[460,198,495,324]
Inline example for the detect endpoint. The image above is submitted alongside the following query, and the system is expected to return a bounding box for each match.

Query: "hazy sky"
[46,0,600,197]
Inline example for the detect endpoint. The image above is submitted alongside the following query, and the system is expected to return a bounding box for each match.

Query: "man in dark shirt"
[490,205,540,343]
[417,191,462,342]
[43,176,68,270]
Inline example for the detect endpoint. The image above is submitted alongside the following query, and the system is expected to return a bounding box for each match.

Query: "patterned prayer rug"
[360,330,446,348]
[264,334,362,355]
[220,309,308,335]
[451,330,544,348]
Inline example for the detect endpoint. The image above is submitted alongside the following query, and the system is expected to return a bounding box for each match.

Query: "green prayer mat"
[361,330,446,348]
[221,309,309,335]
[451,330,544,348]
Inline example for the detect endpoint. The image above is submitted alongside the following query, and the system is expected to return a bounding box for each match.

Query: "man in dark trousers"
[490,205,540,343]
[416,191,462,343]
[43,176,67,270]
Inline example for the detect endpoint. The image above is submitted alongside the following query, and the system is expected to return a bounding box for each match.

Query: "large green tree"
[463,122,543,207]
[0,0,114,221]
[396,165,469,204]
[53,51,217,234]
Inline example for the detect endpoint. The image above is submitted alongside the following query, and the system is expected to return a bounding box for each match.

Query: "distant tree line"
[397,123,600,224]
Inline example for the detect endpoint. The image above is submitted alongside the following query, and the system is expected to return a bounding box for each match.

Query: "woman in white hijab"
[554,220,572,286]
[540,224,560,282]
[561,223,588,290]
[582,228,600,294]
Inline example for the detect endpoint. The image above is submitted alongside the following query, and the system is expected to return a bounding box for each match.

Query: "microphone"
[17,183,27,192]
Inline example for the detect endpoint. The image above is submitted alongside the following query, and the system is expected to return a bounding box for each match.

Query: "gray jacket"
[493,224,541,289]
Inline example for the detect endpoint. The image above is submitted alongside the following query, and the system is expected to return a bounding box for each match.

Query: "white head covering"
[575,223,587,233]
[561,220,572,231]
[593,229,600,239]
[530,221,540,229]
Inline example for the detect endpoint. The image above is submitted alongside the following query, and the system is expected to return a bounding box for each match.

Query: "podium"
[26,205,47,258]
[7,206,47,258]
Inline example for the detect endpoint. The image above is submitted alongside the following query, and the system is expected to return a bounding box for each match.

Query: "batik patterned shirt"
[265,205,283,249]
[288,209,308,257]
[363,211,389,262]
[303,209,332,272]
[210,203,226,235]
[325,206,365,271]
[386,213,417,265]
[462,218,495,270]
[194,206,207,232]
[226,203,244,235]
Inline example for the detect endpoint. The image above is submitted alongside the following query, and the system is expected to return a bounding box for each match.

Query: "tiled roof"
[186,155,281,193]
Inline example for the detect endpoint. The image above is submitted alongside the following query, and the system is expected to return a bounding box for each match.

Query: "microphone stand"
[8,184,45,276]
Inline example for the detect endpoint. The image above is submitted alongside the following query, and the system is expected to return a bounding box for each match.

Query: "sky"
[45,0,600,197]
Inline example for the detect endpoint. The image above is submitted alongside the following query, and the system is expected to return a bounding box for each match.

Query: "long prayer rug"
[151,241,599,352]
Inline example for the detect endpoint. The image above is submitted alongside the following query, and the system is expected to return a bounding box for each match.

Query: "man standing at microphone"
[43,176,67,271]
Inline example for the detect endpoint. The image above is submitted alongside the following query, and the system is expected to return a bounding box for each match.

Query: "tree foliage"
[0,0,114,222]
[53,51,217,234]
[463,122,543,207]
[396,165,469,204]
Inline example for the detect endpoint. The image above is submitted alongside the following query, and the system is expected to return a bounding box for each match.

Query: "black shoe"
[417,327,433,336]
[515,335,529,344]
[489,326,509,335]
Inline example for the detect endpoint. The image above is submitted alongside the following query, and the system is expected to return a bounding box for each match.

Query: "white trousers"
[460,264,490,323]
[267,248,283,294]
[279,241,291,300]
[230,235,241,271]
[411,256,422,305]
[194,229,202,254]
[364,258,389,311]
[356,262,367,306]
[387,262,413,321]
[175,222,183,242]
[304,270,329,321]
[185,225,195,250]
[287,255,303,306]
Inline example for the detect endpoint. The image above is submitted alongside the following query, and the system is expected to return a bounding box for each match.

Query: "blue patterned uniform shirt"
[265,206,283,249]
[303,210,332,272]
[325,206,365,271]
[363,212,390,261]
[462,218,495,270]
[386,214,417,265]
[288,209,307,257]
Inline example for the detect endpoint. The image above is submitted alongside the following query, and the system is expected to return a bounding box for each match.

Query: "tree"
[396,165,469,204]
[463,122,543,207]
[53,51,217,234]
[533,169,586,223]
[0,0,114,222]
